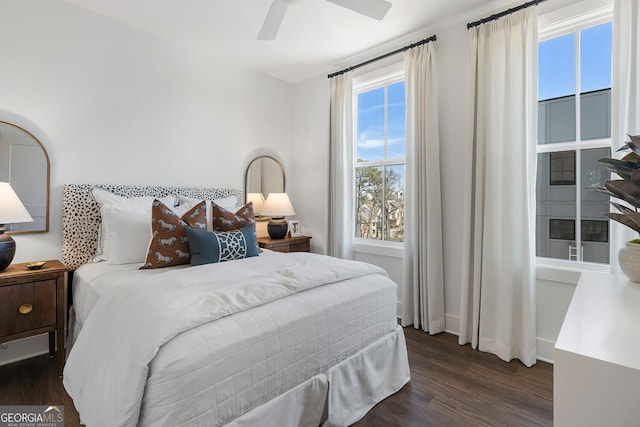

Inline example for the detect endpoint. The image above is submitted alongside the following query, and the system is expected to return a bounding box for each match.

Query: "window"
[536,14,612,265]
[549,151,576,185]
[354,73,405,243]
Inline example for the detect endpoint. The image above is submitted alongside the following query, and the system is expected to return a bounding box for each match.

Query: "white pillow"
[101,204,150,265]
[105,199,207,265]
[91,187,178,262]
[213,195,240,211]
[177,194,239,231]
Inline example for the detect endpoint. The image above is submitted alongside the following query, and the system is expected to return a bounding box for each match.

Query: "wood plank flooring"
[355,328,553,426]
[0,327,552,426]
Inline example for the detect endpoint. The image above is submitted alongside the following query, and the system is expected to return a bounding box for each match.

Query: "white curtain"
[459,10,538,367]
[328,73,354,259]
[611,0,640,267]
[400,43,445,333]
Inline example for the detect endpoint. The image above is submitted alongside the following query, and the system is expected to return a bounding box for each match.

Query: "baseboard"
[397,309,460,335]
[441,313,556,365]
[536,337,556,364]
[0,334,50,366]
[445,313,460,335]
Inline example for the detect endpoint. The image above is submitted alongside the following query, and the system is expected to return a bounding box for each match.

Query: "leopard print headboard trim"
[62,184,243,270]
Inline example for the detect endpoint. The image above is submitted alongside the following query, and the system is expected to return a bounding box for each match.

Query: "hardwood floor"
[0,352,81,426]
[355,328,553,426]
[0,328,552,426]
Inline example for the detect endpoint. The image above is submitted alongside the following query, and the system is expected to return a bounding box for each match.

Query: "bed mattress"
[66,251,401,426]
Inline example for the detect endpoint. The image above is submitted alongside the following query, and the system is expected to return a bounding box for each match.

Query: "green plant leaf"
[604,181,640,208]
[589,186,618,199]
[616,143,640,156]
[597,157,640,180]
[611,202,640,230]
[605,179,640,198]
[622,151,640,163]
[611,201,632,213]
[603,212,640,234]
[616,136,640,156]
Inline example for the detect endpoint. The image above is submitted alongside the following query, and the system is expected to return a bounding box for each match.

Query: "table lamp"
[0,182,34,271]
[260,193,296,239]
[246,192,266,216]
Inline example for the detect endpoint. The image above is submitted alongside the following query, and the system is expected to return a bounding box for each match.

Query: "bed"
[61,184,410,427]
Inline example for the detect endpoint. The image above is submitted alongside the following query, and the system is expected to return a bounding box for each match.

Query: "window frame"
[536,5,613,271]
[352,63,406,249]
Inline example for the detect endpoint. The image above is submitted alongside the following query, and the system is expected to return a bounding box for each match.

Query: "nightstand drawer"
[257,236,311,253]
[269,246,291,253]
[289,242,310,252]
[0,280,56,336]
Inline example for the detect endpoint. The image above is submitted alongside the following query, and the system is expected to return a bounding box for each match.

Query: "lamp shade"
[246,192,266,215]
[0,182,33,225]
[0,182,33,271]
[261,193,296,218]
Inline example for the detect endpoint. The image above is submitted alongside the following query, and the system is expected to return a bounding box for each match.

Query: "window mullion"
[384,86,388,160]
[574,29,583,261]
[575,28,582,144]
[575,149,583,261]
[382,85,389,241]
[381,165,386,241]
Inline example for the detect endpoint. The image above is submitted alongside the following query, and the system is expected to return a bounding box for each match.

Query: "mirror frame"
[244,155,286,203]
[1,121,50,234]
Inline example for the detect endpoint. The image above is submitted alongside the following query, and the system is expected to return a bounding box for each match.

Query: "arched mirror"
[244,156,285,215]
[0,121,50,233]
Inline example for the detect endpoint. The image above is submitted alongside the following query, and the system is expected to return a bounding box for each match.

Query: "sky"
[538,22,612,101]
[356,81,405,163]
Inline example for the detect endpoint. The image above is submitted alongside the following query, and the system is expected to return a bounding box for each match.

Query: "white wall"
[291,75,330,254]
[0,0,294,364]
[292,0,598,363]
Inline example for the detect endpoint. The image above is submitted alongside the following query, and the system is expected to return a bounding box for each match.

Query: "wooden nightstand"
[258,235,311,253]
[0,260,68,376]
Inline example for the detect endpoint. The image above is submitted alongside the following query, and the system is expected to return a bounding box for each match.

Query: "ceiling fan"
[258,0,392,40]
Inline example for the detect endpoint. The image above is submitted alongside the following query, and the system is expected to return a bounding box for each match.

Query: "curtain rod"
[327,34,437,79]
[467,0,548,30]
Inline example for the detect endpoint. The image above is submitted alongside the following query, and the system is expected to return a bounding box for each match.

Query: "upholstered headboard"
[62,184,244,270]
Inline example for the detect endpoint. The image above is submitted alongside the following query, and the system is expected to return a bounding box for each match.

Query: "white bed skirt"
[228,325,410,427]
[67,312,409,427]
[324,324,410,426]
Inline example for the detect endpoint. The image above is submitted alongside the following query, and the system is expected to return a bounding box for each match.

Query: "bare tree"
[355,164,404,241]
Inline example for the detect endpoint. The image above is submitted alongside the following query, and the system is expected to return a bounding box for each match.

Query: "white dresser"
[554,271,640,426]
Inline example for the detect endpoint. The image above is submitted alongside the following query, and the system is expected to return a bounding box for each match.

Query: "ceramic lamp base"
[267,218,288,240]
[0,231,16,272]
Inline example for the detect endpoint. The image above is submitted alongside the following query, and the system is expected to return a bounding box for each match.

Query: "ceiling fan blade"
[326,0,392,20]
[258,0,288,40]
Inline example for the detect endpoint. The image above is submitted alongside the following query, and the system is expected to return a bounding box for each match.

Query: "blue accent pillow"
[185,223,259,266]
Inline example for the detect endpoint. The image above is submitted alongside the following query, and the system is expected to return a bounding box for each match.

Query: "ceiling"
[63,0,510,83]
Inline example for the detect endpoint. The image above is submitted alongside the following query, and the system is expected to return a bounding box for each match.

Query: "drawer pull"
[19,303,33,315]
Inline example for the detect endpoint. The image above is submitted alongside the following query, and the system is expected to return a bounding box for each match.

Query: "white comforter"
[63,253,386,427]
